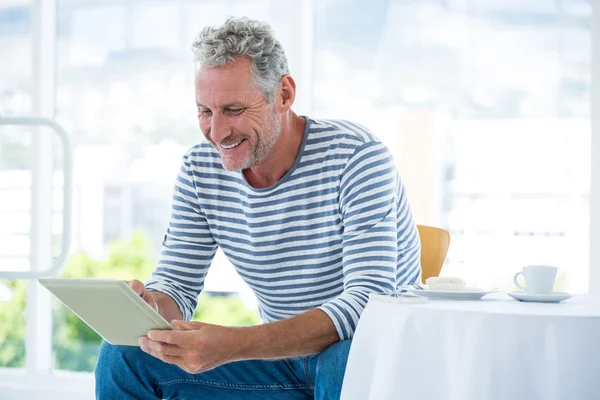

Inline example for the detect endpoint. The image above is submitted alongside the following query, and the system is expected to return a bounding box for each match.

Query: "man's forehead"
[196,88,258,95]
[194,60,263,105]
[195,76,258,100]
[195,88,261,106]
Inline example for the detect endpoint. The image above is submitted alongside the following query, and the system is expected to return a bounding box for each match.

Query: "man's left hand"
[139,321,243,374]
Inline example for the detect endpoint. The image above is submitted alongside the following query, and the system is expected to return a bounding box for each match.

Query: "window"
[313,0,591,292]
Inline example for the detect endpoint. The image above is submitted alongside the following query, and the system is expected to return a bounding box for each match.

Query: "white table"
[341,294,600,400]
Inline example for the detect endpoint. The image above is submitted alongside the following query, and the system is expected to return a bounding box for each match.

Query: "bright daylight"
[1,0,600,399]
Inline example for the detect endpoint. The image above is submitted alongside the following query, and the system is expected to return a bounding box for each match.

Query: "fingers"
[147,321,207,343]
[143,291,159,311]
[148,328,189,344]
[139,337,183,364]
[147,321,206,341]
[140,337,182,356]
[125,280,157,310]
[171,320,198,331]
[125,279,145,296]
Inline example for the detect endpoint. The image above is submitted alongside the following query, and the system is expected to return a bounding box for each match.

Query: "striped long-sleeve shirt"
[146,117,421,340]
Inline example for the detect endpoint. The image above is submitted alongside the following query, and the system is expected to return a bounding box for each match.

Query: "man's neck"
[243,113,306,189]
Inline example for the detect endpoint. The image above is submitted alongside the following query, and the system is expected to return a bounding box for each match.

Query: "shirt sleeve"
[318,141,421,340]
[145,154,218,321]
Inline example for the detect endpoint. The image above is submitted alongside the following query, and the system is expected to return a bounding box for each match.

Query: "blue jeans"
[95,339,352,399]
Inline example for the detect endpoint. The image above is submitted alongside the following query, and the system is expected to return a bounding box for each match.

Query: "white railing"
[0,117,73,278]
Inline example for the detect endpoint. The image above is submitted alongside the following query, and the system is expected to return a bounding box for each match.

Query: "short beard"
[227,107,281,171]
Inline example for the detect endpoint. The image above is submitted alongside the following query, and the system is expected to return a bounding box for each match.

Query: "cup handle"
[513,271,526,291]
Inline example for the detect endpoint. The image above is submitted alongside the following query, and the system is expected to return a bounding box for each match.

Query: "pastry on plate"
[426,276,466,291]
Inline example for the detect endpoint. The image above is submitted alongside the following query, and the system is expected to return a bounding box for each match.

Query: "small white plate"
[408,286,492,300]
[508,291,572,303]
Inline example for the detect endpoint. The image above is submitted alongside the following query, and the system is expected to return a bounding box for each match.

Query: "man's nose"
[210,113,230,143]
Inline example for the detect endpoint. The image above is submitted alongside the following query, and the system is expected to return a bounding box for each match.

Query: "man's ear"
[276,74,296,112]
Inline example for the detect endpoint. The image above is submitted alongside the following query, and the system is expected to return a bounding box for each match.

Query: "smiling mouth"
[221,139,244,150]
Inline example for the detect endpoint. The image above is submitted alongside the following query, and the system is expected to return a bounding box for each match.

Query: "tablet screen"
[39,278,172,346]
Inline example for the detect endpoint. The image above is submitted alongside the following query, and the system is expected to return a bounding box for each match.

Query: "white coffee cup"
[513,266,558,294]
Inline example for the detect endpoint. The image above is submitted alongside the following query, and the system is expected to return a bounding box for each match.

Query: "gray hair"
[192,16,290,102]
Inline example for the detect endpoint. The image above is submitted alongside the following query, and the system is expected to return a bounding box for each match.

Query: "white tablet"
[39,278,172,346]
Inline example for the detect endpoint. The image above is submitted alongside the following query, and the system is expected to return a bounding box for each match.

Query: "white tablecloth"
[341,294,600,400]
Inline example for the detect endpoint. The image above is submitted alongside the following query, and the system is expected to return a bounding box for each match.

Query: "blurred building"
[0,0,593,294]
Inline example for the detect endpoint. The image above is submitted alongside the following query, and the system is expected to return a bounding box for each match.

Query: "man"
[95,16,421,400]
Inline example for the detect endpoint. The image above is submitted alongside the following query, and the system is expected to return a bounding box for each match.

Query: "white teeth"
[221,140,243,149]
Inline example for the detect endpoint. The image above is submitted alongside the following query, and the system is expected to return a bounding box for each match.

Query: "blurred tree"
[0,280,26,368]
[0,231,260,372]
[53,232,260,371]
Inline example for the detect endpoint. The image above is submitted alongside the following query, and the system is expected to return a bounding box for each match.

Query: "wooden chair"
[417,225,450,283]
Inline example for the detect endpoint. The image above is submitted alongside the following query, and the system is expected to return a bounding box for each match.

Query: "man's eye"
[228,108,243,115]
[199,109,212,116]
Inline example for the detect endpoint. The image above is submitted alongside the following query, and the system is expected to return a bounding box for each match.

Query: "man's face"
[195,58,281,171]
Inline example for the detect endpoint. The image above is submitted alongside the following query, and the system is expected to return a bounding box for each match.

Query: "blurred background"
[0,0,596,398]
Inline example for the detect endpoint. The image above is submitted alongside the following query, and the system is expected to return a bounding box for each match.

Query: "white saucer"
[508,291,572,303]
[408,286,493,301]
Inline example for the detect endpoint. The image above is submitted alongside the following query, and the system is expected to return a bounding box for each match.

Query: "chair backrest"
[417,225,450,283]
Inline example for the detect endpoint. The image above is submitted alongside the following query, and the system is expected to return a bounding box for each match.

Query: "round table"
[341,293,600,400]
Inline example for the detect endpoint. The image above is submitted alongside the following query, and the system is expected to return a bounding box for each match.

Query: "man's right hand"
[126,280,159,312]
